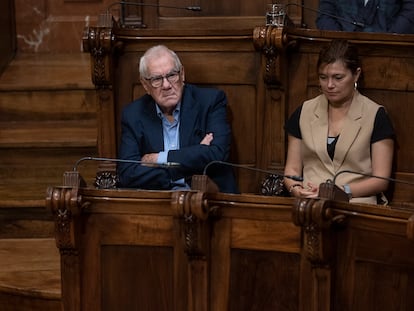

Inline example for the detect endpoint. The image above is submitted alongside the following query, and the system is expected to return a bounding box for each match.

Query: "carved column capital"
[253,26,289,86]
[82,26,115,88]
[292,198,345,265]
[46,186,89,254]
[172,191,219,260]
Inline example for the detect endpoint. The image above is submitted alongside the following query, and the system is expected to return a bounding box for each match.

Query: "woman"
[283,39,394,204]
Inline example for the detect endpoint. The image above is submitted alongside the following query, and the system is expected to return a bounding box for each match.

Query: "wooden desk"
[47,183,414,311]
[293,197,414,311]
[46,185,300,311]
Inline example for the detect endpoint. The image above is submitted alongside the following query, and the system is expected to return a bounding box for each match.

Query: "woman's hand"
[295,182,319,198]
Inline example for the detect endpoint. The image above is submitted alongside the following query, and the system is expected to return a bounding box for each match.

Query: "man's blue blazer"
[118,84,239,193]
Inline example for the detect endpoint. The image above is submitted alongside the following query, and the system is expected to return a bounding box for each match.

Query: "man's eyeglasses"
[145,70,180,88]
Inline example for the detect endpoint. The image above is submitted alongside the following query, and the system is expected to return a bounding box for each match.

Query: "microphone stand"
[286,3,365,28]
[194,160,303,195]
[320,170,414,203]
[65,156,181,189]
[318,180,350,202]
[103,1,202,28]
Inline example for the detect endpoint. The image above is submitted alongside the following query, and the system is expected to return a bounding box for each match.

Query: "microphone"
[199,160,303,196]
[332,170,414,186]
[102,1,202,28]
[202,160,303,182]
[65,156,181,189]
[319,170,414,202]
[106,1,202,13]
[286,3,365,28]
[73,156,181,171]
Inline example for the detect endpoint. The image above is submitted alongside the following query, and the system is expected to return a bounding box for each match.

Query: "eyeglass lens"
[149,71,180,87]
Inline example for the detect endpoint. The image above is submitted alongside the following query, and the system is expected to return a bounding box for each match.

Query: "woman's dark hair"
[317,39,361,74]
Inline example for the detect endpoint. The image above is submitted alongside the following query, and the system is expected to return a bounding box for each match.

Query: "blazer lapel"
[179,87,200,147]
[310,97,335,174]
[332,92,363,170]
[142,99,164,151]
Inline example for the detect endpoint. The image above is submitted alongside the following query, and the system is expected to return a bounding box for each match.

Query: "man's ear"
[180,66,185,82]
[140,78,151,94]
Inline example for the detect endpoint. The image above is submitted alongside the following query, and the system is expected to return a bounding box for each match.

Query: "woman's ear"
[355,67,362,81]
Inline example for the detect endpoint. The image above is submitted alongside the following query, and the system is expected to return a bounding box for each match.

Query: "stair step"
[0,53,99,208]
[0,120,97,147]
[0,53,94,91]
[0,238,61,311]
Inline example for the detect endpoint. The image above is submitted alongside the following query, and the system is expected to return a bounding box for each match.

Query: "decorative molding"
[82,26,115,88]
[252,26,287,86]
[292,198,345,265]
[46,186,90,254]
[171,191,220,260]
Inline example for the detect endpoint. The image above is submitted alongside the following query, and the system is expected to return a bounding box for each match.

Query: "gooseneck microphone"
[101,1,202,28]
[319,169,414,203]
[106,1,202,13]
[202,160,303,182]
[286,3,365,28]
[332,170,414,186]
[73,156,181,171]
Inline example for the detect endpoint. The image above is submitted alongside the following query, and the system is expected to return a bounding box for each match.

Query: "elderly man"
[117,45,238,193]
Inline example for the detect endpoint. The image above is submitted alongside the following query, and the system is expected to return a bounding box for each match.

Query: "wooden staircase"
[0,53,99,209]
[0,53,99,310]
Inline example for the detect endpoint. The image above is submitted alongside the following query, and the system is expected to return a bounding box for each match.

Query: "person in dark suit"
[117,45,238,193]
[316,0,414,34]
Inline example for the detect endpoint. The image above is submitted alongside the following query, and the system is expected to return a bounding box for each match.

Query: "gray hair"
[139,45,182,78]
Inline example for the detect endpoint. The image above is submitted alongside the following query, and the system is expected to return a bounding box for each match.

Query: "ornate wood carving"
[82,26,114,88]
[45,186,89,253]
[171,191,220,260]
[83,26,118,158]
[292,198,345,265]
[292,198,346,311]
[171,190,220,311]
[253,26,288,86]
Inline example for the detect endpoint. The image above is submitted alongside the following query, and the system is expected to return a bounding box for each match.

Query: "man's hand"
[200,133,213,145]
[141,153,159,164]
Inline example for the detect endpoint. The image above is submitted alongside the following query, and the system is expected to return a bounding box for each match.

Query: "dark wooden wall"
[13,0,319,53]
[0,0,16,74]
